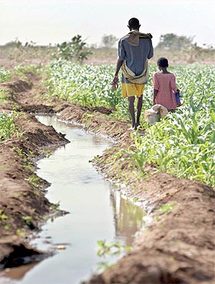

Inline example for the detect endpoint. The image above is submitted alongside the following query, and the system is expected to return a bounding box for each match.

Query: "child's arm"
[171,75,177,93]
[153,89,158,104]
[153,74,159,105]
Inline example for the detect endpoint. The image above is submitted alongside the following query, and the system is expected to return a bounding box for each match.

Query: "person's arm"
[172,75,177,92]
[153,89,158,104]
[112,58,123,87]
[153,74,159,104]
[170,75,177,93]
[112,39,125,88]
[148,38,154,59]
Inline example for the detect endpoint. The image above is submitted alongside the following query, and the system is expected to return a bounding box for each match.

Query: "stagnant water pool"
[0,116,144,284]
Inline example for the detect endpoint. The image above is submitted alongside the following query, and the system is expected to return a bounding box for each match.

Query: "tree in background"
[156,33,194,50]
[3,39,22,48]
[155,33,211,63]
[102,34,118,48]
[56,35,92,63]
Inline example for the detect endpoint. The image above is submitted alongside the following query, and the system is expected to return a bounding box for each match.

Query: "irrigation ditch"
[0,75,214,284]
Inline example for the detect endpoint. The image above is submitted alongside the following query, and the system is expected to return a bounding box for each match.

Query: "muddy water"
[0,116,144,284]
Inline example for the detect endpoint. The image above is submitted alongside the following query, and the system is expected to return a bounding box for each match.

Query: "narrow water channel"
[0,116,144,284]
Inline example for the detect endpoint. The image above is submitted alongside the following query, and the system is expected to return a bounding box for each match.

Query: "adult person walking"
[112,18,153,129]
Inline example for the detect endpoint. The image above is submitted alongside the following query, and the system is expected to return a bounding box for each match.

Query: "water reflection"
[111,191,144,244]
[0,263,39,284]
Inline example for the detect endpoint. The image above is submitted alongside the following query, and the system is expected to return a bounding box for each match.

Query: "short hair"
[128,18,140,29]
[157,57,169,68]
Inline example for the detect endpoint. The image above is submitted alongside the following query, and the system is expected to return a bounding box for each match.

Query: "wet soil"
[0,77,68,267]
[0,73,215,284]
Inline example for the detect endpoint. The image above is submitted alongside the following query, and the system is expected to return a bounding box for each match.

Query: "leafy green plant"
[0,112,18,141]
[13,64,42,80]
[56,35,92,63]
[46,60,129,119]
[50,201,61,211]
[96,240,131,272]
[97,240,131,257]
[0,210,8,222]
[26,174,41,188]
[16,229,26,237]
[0,89,8,102]
[22,215,33,226]
[159,203,175,214]
[0,67,11,83]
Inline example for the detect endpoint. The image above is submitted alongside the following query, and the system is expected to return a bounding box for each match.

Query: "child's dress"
[153,72,177,110]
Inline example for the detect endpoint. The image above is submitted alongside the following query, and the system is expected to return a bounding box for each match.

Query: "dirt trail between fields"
[0,74,215,284]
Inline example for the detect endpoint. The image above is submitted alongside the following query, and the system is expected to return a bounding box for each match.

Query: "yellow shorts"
[121,83,144,98]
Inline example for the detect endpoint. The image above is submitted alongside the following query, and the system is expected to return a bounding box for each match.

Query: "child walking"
[153,57,180,110]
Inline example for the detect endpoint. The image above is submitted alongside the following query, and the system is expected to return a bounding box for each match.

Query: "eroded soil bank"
[0,73,215,284]
[0,79,68,267]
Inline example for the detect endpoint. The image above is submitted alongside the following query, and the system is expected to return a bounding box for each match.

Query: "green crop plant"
[13,64,42,80]
[0,112,18,142]
[0,210,8,222]
[46,60,131,119]
[26,174,41,188]
[97,240,131,258]
[96,240,132,272]
[50,201,61,211]
[159,203,175,214]
[0,89,9,103]
[22,215,33,225]
[16,229,26,238]
[0,67,11,83]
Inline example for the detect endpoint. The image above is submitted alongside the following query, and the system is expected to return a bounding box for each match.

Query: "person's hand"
[111,75,119,90]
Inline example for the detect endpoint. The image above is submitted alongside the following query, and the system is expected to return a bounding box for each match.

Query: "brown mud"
[0,77,68,267]
[0,73,215,283]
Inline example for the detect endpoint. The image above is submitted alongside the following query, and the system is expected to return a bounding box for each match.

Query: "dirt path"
[0,74,215,283]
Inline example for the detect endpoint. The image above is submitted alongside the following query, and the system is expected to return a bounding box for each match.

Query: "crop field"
[0,68,17,141]
[47,60,215,187]
[47,61,128,120]
[0,112,18,142]
[0,67,11,83]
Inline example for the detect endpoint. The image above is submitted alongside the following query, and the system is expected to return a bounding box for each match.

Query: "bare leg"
[128,96,135,128]
[136,95,143,128]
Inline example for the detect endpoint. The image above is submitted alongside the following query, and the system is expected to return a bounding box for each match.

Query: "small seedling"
[22,215,33,225]
[0,210,8,222]
[97,240,131,258]
[26,174,41,188]
[16,229,26,238]
[159,202,175,214]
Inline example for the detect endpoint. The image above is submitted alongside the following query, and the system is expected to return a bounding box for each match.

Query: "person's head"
[157,57,169,70]
[128,18,141,31]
